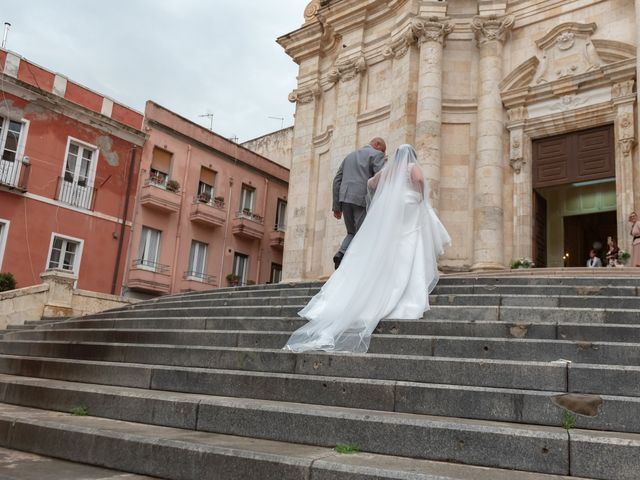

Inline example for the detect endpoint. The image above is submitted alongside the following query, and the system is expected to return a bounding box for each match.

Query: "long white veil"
[283,144,451,353]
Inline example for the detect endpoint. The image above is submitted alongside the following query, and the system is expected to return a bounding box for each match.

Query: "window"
[137,227,161,270]
[187,240,208,279]
[47,234,83,274]
[275,199,287,231]
[149,147,172,187]
[197,167,216,203]
[239,185,255,213]
[0,219,9,269]
[0,117,26,187]
[232,253,249,285]
[59,139,97,210]
[270,263,282,284]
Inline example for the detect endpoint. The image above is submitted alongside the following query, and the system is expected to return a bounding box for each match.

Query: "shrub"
[166,179,180,192]
[0,272,16,292]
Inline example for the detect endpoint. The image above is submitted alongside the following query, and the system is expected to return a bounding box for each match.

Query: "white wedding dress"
[283,144,451,353]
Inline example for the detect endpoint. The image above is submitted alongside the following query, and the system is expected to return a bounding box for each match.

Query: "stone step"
[117,293,640,310]
[5,330,640,366]
[33,317,640,343]
[0,403,595,480]
[1,371,638,435]
[1,344,637,397]
[78,304,640,324]
[438,275,640,286]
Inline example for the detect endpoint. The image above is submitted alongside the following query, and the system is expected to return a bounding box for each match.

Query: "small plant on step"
[562,410,576,430]
[335,443,360,454]
[71,406,89,416]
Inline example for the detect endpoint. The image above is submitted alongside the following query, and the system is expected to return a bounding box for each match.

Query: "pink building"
[124,102,289,297]
[0,48,146,294]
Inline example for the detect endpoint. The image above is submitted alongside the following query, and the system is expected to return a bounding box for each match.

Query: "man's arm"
[332,159,344,215]
[371,151,385,175]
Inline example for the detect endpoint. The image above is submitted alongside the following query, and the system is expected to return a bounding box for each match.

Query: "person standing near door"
[629,212,640,267]
[586,249,602,268]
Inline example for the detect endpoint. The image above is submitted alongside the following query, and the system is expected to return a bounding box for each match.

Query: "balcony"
[181,270,217,292]
[0,157,30,193]
[140,178,181,214]
[128,259,171,294]
[270,225,286,249]
[189,196,226,228]
[56,176,96,210]
[232,210,265,240]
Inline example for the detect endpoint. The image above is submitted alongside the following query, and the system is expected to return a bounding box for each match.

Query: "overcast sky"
[6,0,309,142]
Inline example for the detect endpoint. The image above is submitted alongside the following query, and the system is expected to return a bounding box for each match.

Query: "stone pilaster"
[470,14,514,271]
[612,80,637,254]
[507,106,533,262]
[282,81,322,282]
[413,17,454,211]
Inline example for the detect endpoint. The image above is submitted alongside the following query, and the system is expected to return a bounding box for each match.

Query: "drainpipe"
[256,178,269,283]
[111,147,137,295]
[170,144,192,293]
[219,176,234,287]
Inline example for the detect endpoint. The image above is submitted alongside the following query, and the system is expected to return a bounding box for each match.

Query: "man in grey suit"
[332,137,386,269]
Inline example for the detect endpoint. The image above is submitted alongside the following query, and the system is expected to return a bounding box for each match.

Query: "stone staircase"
[0,274,639,479]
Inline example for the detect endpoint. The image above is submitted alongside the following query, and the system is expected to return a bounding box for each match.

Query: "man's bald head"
[369,137,386,153]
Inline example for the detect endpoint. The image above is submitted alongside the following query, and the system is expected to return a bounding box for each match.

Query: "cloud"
[5,0,307,141]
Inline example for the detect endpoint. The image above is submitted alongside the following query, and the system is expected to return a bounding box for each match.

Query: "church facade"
[277,0,639,280]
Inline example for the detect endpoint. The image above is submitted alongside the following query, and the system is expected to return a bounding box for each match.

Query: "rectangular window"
[137,227,161,270]
[197,167,216,203]
[275,199,287,231]
[0,117,26,187]
[47,234,83,274]
[0,219,9,269]
[239,185,255,213]
[59,139,97,210]
[232,253,249,285]
[187,240,208,279]
[149,147,172,186]
[270,263,282,284]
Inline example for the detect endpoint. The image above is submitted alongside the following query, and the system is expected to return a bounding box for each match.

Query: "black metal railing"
[183,270,217,285]
[132,259,170,273]
[56,177,96,210]
[0,158,30,191]
[235,210,264,224]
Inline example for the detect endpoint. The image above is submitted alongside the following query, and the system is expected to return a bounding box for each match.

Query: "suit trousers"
[336,202,367,257]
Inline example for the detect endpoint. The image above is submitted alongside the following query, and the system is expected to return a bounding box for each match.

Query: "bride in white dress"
[283,144,451,353]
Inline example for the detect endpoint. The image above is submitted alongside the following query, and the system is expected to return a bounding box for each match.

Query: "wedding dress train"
[283,144,450,353]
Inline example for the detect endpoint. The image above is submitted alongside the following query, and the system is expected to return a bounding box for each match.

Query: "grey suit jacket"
[332,145,385,211]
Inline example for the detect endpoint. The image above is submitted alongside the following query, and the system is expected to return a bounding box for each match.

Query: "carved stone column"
[612,80,637,254]
[507,107,533,262]
[470,14,514,271]
[413,17,454,211]
[282,82,322,282]
[384,28,420,149]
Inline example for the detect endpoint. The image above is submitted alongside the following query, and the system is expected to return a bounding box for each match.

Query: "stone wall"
[278,0,639,280]
[242,127,294,169]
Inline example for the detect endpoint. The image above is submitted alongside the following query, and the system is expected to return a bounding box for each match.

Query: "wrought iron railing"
[132,259,170,273]
[235,210,264,224]
[56,176,96,210]
[183,270,217,285]
[194,195,225,209]
[0,157,30,191]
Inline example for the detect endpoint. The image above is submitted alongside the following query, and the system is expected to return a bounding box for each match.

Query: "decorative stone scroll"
[412,16,454,46]
[509,130,525,173]
[471,14,515,45]
[327,55,367,84]
[288,83,322,104]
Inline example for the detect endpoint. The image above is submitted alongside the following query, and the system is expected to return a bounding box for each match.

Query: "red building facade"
[0,49,146,294]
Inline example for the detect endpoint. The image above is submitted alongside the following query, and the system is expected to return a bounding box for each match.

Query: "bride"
[283,144,451,353]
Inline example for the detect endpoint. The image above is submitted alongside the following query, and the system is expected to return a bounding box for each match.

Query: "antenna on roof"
[198,113,214,131]
[2,23,11,49]
[229,135,239,143]
[268,116,285,129]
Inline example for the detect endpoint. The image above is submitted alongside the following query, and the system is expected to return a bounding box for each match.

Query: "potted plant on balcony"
[166,179,180,193]
[198,192,212,204]
[0,272,16,292]
[226,273,241,286]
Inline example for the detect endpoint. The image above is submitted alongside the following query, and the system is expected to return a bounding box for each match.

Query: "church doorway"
[532,125,616,268]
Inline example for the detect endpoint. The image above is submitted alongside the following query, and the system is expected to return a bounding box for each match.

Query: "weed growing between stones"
[335,443,360,454]
[71,406,89,416]
[562,410,576,430]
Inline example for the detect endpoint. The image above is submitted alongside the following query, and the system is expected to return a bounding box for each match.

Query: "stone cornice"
[471,14,514,45]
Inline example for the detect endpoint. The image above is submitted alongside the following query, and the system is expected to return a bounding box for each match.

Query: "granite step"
[4,331,640,366]
[0,403,596,480]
